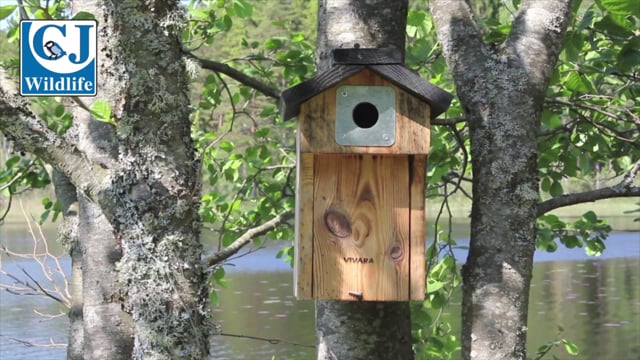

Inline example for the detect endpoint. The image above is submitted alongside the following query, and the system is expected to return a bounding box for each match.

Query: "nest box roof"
[280,48,453,121]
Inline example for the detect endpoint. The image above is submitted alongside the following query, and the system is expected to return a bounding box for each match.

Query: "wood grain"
[312,154,411,301]
[298,69,431,154]
[409,155,427,300]
[294,153,314,298]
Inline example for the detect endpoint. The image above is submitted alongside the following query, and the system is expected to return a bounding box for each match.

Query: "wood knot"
[389,243,404,262]
[324,209,352,238]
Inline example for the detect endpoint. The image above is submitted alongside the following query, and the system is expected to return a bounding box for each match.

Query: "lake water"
[0,223,638,360]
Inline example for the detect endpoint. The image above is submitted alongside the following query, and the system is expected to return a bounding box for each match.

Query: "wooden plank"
[332,48,403,65]
[312,154,410,301]
[299,68,431,154]
[294,152,314,299]
[370,64,453,118]
[409,155,427,300]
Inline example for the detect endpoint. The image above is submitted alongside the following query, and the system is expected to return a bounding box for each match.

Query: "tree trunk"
[314,1,414,359]
[51,170,83,360]
[70,1,210,358]
[90,1,211,357]
[430,1,573,358]
[79,194,134,358]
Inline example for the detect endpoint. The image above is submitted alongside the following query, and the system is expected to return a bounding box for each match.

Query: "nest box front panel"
[312,154,411,301]
[294,153,427,301]
[297,69,431,155]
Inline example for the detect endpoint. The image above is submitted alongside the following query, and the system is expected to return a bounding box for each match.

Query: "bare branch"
[218,332,315,348]
[186,52,281,100]
[20,268,66,305]
[0,334,66,348]
[0,202,71,308]
[547,98,639,125]
[16,0,28,20]
[537,161,640,216]
[432,117,467,126]
[203,211,294,268]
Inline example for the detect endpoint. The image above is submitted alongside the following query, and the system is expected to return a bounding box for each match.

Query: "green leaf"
[562,235,582,249]
[581,210,598,223]
[593,14,634,37]
[213,266,226,281]
[0,5,17,20]
[89,100,114,124]
[5,155,20,168]
[264,38,283,50]
[616,37,640,72]
[550,181,563,197]
[586,238,605,256]
[72,11,96,20]
[428,291,446,309]
[562,339,580,355]
[41,197,53,209]
[426,279,444,294]
[34,8,48,20]
[290,33,305,42]
[39,209,50,225]
[219,141,234,152]
[564,71,593,93]
[599,0,640,17]
[407,9,427,27]
[563,32,584,62]
[209,290,219,306]
[232,0,252,18]
[54,104,66,117]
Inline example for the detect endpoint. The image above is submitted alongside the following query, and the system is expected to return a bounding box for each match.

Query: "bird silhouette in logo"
[44,40,66,60]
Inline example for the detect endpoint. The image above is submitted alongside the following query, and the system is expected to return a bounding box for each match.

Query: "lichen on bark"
[430,0,574,359]
[88,0,211,358]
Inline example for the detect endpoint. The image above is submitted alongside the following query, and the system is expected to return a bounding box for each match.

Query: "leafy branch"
[186,52,281,100]
[537,160,640,216]
[203,211,294,268]
[0,68,103,201]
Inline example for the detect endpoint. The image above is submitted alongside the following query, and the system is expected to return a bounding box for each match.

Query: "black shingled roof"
[280,48,453,121]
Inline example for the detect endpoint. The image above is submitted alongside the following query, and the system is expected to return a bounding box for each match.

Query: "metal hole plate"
[335,85,396,146]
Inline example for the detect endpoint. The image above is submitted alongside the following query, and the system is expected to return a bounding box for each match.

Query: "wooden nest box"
[281,48,453,301]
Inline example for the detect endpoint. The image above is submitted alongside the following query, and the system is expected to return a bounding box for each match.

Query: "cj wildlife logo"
[20,20,97,96]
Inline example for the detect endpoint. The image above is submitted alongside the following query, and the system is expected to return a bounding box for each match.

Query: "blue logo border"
[19,19,98,97]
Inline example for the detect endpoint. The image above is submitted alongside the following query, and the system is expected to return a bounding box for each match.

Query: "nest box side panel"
[312,154,411,301]
[294,152,314,299]
[298,68,431,154]
[409,155,427,300]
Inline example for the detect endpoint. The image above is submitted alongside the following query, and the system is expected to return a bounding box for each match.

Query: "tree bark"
[51,170,84,360]
[78,194,134,359]
[314,1,414,359]
[430,1,573,359]
[91,1,211,357]
[1,0,212,357]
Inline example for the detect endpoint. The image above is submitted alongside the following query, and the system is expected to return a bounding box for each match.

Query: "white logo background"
[27,21,96,74]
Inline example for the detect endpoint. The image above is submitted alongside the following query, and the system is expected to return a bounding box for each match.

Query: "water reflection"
[1,227,638,359]
[211,272,315,359]
[527,258,640,360]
